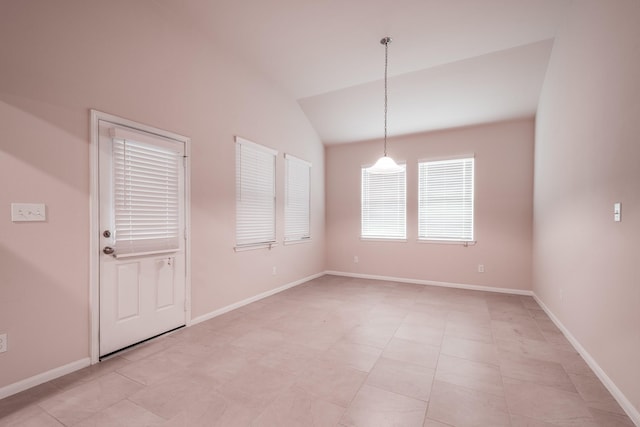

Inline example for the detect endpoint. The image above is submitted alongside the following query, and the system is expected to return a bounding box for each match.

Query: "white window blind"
[112,137,182,256]
[284,154,311,242]
[418,157,474,241]
[361,164,406,239]
[235,137,277,248]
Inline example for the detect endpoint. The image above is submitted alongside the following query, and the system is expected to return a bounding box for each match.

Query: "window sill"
[234,242,278,252]
[417,239,476,246]
[360,237,408,243]
[284,238,312,246]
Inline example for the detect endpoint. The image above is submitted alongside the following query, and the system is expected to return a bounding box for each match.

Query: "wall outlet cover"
[11,203,46,222]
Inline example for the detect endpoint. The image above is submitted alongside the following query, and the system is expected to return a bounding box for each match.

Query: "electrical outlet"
[354,256,359,264]
[0,333,7,353]
[272,266,277,275]
[478,264,485,273]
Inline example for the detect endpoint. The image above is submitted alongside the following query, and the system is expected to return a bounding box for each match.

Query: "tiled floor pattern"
[0,275,635,426]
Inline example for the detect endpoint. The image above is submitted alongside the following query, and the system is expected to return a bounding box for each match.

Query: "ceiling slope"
[157,0,572,143]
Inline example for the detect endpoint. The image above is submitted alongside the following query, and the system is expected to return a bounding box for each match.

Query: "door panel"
[116,262,140,321]
[156,257,175,309]
[98,119,186,357]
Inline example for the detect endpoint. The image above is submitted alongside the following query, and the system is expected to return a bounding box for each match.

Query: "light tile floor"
[0,275,635,426]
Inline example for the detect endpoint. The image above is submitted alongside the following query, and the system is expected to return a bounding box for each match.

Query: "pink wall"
[0,1,325,389]
[533,0,640,417]
[326,119,534,291]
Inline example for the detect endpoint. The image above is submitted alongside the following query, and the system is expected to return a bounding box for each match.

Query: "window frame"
[360,163,407,241]
[284,153,311,244]
[109,127,185,258]
[418,156,475,243]
[235,136,278,250]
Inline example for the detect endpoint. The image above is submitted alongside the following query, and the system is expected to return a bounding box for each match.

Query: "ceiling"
[157,0,572,144]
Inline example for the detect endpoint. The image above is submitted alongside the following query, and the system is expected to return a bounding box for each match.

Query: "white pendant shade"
[368,155,404,174]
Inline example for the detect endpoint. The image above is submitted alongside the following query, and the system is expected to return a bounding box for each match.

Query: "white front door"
[98,119,187,357]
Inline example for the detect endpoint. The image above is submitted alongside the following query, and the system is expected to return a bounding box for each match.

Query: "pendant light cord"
[368,37,401,173]
[383,38,389,156]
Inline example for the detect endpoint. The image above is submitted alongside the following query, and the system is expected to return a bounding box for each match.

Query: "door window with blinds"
[361,164,406,240]
[235,137,277,248]
[284,154,311,242]
[110,128,184,257]
[418,157,474,242]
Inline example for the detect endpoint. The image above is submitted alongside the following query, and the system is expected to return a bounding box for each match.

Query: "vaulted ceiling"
[157,0,572,144]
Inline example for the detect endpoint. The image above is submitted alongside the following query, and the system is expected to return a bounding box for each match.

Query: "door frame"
[89,109,192,364]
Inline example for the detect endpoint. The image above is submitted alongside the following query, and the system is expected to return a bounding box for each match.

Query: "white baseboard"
[0,272,324,401]
[12,272,636,427]
[329,270,638,425]
[532,294,640,426]
[0,358,90,400]
[189,271,325,326]
[325,270,533,296]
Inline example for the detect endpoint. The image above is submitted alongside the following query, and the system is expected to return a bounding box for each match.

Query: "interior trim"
[0,358,90,400]
[189,271,325,326]
[325,270,533,296]
[533,294,640,426]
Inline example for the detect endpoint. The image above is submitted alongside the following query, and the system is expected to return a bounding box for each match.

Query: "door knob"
[103,246,115,255]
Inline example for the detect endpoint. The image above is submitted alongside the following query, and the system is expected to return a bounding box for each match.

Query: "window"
[235,137,277,248]
[418,157,474,242]
[361,165,406,239]
[284,154,311,242]
[112,132,183,257]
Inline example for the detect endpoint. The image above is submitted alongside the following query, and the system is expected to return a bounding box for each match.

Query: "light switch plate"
[11,203,46,222]
[614,202,621,222]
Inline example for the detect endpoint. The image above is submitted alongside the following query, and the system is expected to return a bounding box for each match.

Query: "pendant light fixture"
[367,36,403,174]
